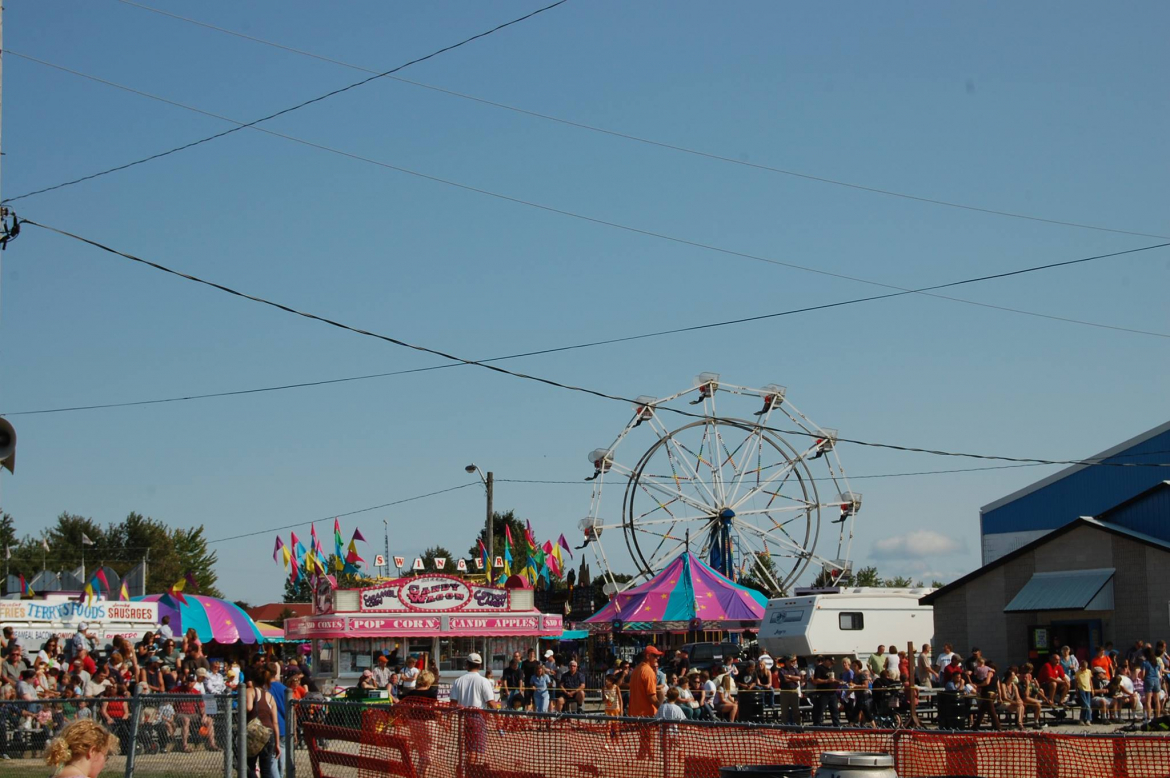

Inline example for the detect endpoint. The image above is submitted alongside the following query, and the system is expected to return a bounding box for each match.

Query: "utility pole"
[485,471,494,576]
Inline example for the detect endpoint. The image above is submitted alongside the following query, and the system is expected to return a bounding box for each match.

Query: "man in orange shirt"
[628,646,666,760]
[629,646,665,717]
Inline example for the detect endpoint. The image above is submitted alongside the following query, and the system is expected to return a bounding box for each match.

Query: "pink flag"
[273,536,285,563]
[558,534,574,559]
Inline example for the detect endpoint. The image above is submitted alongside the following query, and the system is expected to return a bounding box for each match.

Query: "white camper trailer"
[758,587,934,662]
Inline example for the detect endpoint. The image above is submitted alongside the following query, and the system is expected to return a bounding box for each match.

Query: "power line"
[1,0,569,204]
[9,53,1169,341]
[4,237,1168,418]
[20,217,1170,471]
[501,448,1170,484]
[112,0,1170,242]
[206,482,478,544]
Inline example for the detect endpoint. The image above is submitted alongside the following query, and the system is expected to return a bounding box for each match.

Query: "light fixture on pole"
[465,464,494,577]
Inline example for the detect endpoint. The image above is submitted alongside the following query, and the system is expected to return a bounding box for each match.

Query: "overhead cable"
[113,0,1170,242]
[20,217,1170,471]
[3,237,1168,418]
[207,482,478,544]
[1,0,570,204]
[8,52,1169,340]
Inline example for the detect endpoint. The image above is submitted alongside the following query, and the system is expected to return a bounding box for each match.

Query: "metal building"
[979,420,1170,563]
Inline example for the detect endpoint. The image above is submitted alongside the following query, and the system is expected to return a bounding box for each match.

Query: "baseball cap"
[196,668,208,677]
[77,622,88,631]
[467,652,483,665]
[543,650,555,658]
[644,646,664,658]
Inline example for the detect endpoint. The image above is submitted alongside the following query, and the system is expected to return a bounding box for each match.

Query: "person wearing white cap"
[69,623,88,662]
[448,652,499,768]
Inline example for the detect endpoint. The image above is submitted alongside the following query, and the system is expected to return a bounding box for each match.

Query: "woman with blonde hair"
[399,670,438,778]
[45,719,116,777]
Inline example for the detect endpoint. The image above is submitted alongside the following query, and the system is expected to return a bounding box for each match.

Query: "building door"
[1049,619,1102,663]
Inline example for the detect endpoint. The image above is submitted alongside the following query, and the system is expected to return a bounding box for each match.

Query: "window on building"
[839,612,864,631]
[438,637,485,672]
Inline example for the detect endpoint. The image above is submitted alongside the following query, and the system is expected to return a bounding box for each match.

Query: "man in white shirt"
[203,662,228,695]
[157,616,175,642]
[936,643,957,671]
[448,653,499,770]
[450,652,498,709]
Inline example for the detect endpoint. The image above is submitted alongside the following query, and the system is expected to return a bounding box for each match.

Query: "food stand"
[0,594,159,645]
[285,574,562,688]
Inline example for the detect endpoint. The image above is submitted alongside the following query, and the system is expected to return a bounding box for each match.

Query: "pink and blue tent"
[135,594,265,644]
[583,552,767,633]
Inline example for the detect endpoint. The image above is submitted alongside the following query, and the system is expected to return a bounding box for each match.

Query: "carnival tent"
[582,552,767,633]
[135,594,265,644]
[255,621,307,644]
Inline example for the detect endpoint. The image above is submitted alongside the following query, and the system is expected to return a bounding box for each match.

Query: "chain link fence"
[0,692,234,778]
[290,699,1170,778]
[3,690,1168,777]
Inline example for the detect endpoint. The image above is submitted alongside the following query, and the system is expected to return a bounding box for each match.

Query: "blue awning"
[1004,568,1115,613]
[558,629,590,640]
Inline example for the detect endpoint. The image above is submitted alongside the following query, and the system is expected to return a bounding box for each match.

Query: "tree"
[421,546,454,571]
[592,572,635,610]
[5,511,221,598]
[882,575,915,588]
[466,511,531,576]
[739,552,785,596]
[0,513,17,558]
[931,580,945,589]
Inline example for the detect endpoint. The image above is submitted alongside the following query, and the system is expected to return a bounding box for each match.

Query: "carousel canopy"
[583,552,767,633]
[136,594,265,644]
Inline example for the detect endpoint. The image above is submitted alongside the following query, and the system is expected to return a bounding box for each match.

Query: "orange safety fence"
[295,700,1170,778]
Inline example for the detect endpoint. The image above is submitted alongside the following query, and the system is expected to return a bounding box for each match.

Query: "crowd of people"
[577,637,1170,731]
[0,619,322,762]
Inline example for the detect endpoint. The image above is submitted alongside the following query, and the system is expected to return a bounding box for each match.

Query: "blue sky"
[1,1,1166,603]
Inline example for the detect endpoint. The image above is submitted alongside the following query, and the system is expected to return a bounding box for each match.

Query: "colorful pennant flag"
[119,580,129,601]
[167,576,189,606]
[273,536,285,563]
[558,534,574,560]
[351,528,366,543]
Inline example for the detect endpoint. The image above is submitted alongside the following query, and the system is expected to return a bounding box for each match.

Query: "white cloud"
[871,530,965,560]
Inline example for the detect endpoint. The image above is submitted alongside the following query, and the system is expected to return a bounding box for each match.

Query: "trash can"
[815,752,897,777]
[719,766,813,778]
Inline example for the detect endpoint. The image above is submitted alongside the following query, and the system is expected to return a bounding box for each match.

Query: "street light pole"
[465,464,495,578]
[485,471,494,575]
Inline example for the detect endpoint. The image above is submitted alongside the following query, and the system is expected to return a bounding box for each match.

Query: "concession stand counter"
[285,574,562,687]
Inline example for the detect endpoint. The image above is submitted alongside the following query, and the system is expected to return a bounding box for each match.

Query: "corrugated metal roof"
[1003,568,1114,613]
[981,420,1170,515]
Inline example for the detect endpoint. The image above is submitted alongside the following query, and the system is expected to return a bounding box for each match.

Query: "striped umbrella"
[135,594,265,644]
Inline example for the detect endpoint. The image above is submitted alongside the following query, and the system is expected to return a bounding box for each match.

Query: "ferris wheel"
[579,374,860,596]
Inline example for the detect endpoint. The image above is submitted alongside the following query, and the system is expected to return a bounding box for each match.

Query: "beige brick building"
[921,516,1170,667]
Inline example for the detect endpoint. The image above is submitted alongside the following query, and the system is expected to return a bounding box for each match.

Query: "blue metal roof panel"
[981,425,1170,537]
[1003,568,1114,613]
